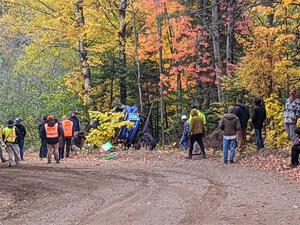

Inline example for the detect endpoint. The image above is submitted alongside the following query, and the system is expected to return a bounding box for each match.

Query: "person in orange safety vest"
[40,115,63,164]
[59,115,74,159]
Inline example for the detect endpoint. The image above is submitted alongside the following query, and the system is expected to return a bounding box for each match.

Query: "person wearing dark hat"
[2,120,21,167]
[15,118,27,161]
[290,128,300,168]
[40,115,63,164]
[39,115,48,159]
[252,98,267,151]
[69,111,81,134]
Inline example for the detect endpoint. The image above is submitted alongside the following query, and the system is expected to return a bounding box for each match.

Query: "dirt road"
[0,153,300,225]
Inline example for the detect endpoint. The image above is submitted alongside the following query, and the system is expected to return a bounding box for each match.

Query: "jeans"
[19,139,25,160]
[223,138,237,162]
[179,135,189,150]
[254,128,264,149]
[189,134,205,158]
[285,123,296,141]
[39,137,48,158]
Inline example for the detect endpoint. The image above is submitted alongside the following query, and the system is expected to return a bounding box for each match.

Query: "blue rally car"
[115,105,156,150]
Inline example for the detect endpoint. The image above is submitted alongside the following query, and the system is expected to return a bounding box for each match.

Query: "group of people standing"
[38,111,81,164]
[180,97,267,164]
[180,87,300,166]
[0,111,81,167]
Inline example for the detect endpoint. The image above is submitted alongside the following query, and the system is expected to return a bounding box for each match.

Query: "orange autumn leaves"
[136,0,214,93]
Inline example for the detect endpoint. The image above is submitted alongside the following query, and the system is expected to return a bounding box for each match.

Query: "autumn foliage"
[0,0,299,149]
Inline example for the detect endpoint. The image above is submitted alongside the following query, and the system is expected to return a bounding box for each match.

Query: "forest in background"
[0,0,299,148]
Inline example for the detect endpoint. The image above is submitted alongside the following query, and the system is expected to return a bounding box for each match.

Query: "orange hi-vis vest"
[45,123,59,138]
[62,119,73,137]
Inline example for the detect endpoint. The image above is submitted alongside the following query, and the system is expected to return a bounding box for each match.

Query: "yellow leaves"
[86,111,134,147]
[275,34,296,47]
[0,0,122,104]
[253,26,280,38]
[283,0,300,6]
[251,6,274,15]
[238,0,299,98]
[265,94,290,149]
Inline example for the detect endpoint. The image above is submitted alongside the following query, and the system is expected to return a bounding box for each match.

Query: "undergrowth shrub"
[86,111,133,148]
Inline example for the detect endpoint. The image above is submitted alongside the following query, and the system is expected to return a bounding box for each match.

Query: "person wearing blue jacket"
[179,115,189,150]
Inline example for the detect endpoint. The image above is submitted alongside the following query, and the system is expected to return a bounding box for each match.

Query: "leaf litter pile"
[239,149,300,182]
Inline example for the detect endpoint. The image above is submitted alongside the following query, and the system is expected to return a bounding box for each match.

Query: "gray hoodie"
[219,113,241,137]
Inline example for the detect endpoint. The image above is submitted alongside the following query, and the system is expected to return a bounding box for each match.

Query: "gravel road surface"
[0,154,299,225]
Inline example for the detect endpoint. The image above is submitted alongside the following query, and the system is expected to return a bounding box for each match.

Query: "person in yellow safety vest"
[188,104,207,126]
[40,115,63,164]
[2,120,21,167]
[59,116,74,159]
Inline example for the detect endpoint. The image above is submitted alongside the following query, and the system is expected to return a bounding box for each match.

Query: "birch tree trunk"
[76,0,92,109]
[119,0,127,105]
[211,0,222,102]
[133,11,143,113]
[109,58,115,109]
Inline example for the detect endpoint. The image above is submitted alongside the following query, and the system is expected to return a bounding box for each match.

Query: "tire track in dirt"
[83,170,167,225]
[84,168,228,225]
[0,165,108,225]
[156,169,228,225]
[171,184,226,225]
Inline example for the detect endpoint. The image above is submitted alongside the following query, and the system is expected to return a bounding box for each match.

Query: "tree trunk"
[132,11,143,113]
[76,0,92,109]
[109,59,115,109]
[226,0,235,76]
[156,10,165,145]
[119,0,127,105]
[195,0,209,108]
[164,4,182,113]
[211,0,222,102]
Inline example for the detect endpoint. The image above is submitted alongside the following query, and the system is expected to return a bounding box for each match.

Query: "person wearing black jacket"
[15,118,27,161]
[235,98,250,151]
[252,98,267,150]
[69,111,81,134]
[39,115,48,159]
[40,115,63,164]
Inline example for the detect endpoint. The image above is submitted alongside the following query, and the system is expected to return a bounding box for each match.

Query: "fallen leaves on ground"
[239,151,300,182]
